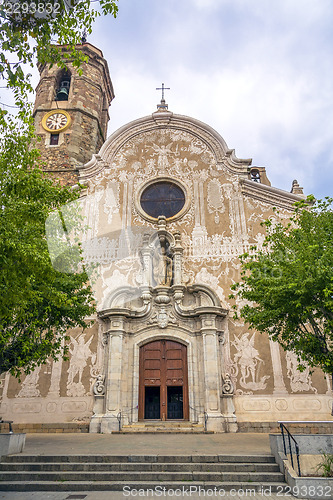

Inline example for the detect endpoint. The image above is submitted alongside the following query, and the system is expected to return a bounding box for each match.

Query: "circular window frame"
[135,177,190,223]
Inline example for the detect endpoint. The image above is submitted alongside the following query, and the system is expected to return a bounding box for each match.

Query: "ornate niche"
[151,237,173,287]
[140,216,184,299]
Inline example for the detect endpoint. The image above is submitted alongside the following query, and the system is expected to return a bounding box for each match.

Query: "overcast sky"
[2,0,332,199]
[87,0,333,199]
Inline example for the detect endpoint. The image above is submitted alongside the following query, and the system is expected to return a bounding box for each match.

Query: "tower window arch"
[250,169,261,183]
[55,69,71,101]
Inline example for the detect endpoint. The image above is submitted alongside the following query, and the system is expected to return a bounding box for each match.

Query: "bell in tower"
[56,79,70,101]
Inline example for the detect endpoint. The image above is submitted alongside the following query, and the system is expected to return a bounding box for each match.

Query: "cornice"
[241,178,304,210]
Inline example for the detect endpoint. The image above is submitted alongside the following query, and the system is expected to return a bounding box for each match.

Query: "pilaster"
[201,314,223,432]
[269,339,288,395]
[100,317,125,433]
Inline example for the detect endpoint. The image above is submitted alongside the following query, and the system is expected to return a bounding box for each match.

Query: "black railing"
[204,411,208,432]
[279,422,301,477]
[278,420,333,478]
[117,405,139,431]
[0,419,13,433]
[188,404,202,425]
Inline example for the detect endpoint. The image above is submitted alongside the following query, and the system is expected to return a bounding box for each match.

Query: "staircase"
[0,454,288,492]
[118,420,208,433]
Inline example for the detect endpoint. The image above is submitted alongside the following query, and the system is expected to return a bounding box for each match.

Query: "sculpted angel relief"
[232,333,269,392]
[67,335,95,397]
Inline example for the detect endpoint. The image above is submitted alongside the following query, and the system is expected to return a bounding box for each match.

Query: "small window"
[50,133,59,146]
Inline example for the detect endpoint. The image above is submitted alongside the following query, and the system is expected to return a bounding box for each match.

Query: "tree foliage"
[0,117,96,377]
[0,1,118,112]
[231,197,333,376]
[0,2,119,377]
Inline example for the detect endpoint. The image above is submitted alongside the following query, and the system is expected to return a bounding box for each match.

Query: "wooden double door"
[139,340,189,421]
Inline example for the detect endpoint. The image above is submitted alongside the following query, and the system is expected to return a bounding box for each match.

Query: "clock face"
[42,110,71,133]
[46,113,67,130]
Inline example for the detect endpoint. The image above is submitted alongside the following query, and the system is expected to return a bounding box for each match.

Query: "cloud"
[3,0,330,199]
[94,0,333,198]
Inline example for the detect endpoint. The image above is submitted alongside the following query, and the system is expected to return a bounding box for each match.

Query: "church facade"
[0,43,331,433]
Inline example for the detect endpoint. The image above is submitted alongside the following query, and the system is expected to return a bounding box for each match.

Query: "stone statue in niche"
[152,239,173,286]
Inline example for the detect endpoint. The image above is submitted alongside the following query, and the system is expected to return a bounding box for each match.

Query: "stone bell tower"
[33,43,114,185]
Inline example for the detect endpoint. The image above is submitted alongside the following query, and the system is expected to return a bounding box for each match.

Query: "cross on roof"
[156,83,170,102]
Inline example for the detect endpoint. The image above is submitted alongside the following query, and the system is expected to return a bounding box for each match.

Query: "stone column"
[0,372,10,405]
[198,173,206,227]
[48,358,63,398]
[172,232,183,286]
[100,317,125,433]
[90,322,108,433]
[193,179,200,226]
[269,339,288,395]
[48,337,65,398]
[201,314,223,432]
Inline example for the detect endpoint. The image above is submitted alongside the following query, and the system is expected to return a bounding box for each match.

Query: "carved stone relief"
[103,181,120,224]
[66,334,96,397]
[195,267,229,308]
[16,366,42,398]
[286,351,317,394]
[148,307,177,329]
[232,332,270,394]
[207,179,225,224]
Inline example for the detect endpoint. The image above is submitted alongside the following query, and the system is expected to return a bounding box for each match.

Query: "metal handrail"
[278,420,333,424]
[0,419,13,433]
[117,412,122,432]
[279,422,301,477]
[204,411,208,432]
[278,420,333,477]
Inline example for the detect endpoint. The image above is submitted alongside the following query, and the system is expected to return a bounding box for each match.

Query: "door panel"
[167,386,183,419]
[145,387,160,419]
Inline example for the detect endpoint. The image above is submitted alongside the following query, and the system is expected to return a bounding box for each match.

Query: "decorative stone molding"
[93,374,105,396]
[241,178,304,210]
[79,113,252,181]
[222,373,234,395]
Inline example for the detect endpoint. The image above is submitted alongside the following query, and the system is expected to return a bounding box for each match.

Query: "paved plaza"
[18,432,273,456]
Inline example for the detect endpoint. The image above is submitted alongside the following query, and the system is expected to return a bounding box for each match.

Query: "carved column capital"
[108,316,125,334]
[200,313,217,332]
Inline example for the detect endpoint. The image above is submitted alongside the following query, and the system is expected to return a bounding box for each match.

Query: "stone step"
[0,454,286,492]
[0,462,280,472]
[119,422,207,433]
[115,429,211,433]
[125,421,202,426]
[0,471,285,482]
[0,480,291,493]
[2,454,276,463]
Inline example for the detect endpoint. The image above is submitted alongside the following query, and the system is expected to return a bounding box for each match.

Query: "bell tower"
[33,43,114,185]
